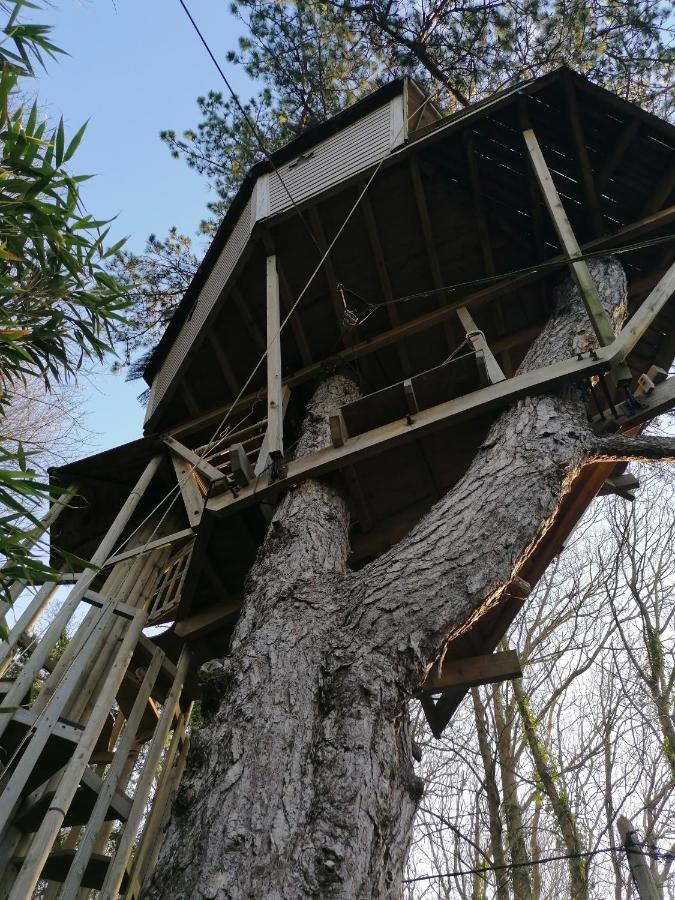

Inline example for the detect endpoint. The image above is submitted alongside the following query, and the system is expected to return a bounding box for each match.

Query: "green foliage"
[109,228,198,370]
[0,0,128,605]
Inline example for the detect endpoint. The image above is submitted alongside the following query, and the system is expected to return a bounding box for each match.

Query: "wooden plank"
[612,260,675,363]
[208,346,616,518]
[229,443,254,488]
[59,647,164,899]
[254,386,290,477]
[103,529,194,569]
[563,73,604,236]
[171,451,204,527]
[206,332,239,397]
[98,649,190,900]
[266,254,284,460]
[165,201,675,442]
[162,434,225,484]
[6,610,147,900]
[174,599,242,640]
[409,155,457,353]
[417,650,522,694]
[597,116,640,192]
[329,411,349,448]
[523,127,616,347]
[456,306,505,385]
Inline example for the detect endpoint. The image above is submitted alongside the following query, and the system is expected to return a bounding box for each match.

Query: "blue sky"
[32,0,256,452]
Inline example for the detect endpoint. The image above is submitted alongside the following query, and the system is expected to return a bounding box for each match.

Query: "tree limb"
[593,433,675,463]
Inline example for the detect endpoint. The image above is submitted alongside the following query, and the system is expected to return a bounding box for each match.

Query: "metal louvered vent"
[268,102,394,216]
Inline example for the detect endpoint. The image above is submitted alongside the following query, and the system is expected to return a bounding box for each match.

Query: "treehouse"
[1,66,675,897]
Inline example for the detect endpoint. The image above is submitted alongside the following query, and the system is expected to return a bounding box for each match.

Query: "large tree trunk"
[147,259,630,899]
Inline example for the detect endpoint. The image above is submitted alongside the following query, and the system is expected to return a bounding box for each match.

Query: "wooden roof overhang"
[49,67,675,730]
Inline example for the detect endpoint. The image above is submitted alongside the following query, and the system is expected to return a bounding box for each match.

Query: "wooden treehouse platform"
[1,66,675,895]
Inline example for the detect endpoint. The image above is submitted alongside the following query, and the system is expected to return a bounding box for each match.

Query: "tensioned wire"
[402,842,674,884]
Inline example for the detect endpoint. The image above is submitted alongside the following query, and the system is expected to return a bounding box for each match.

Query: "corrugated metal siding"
[268,102,393,216]
[145,196,253,421]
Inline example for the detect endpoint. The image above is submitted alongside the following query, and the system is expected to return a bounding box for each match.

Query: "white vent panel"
[268,102,394,216]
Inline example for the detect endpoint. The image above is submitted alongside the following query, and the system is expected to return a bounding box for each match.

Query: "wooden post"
[0,456,161,743]
[7,607,148,900]
[255,386,290,477]
[266,254,284,461]
[59,647,165,899]
[124,705,192,897]
[98,648,190,900]
[522,127,632,383]
[617,816,660,900]
[456,306,505,385]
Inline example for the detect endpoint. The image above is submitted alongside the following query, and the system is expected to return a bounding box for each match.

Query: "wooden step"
[14,768,132,832]
[11,849,128,891]
[1,709,82,794]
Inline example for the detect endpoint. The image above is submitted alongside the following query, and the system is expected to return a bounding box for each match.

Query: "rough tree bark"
[146,258,662,899]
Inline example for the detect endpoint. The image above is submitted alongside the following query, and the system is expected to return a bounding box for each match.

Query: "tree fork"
[149,259,635,898]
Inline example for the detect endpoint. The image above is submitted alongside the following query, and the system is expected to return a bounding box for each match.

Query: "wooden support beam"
[266,254,284,461]
[165,201,675,442]
[261,235,312,367]
[208,347,615,518]
[103,529,193,569]
[409,156,458,354]
[180,383,200,418]
[231,286,266,354]
[162,434,225,484]
[307,206,355,343]
[599,472,640,501]
[611,260,675,364]
[462,133,514,375]
[171,452,204,527]
[418,650,522,695]
[597,116,640,192]
[229,443,254,487]
[329,410,349,448]
[523,127,616,348]
[456,306,505,385]
[209,278,675,523]
[361,192,412,376]
[642,164,675,217]
[207,332,240,397]
[403,379,419,415]
[563,73,604,236]
[254,385,290,477]
[174,599,242,640]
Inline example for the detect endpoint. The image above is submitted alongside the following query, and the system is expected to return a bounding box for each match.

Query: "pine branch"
[593,433,675,463]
